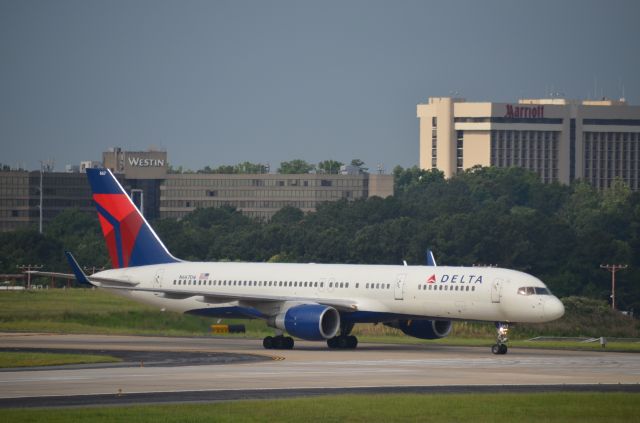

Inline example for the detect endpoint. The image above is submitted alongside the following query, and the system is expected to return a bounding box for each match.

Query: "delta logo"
[426,274,483,284]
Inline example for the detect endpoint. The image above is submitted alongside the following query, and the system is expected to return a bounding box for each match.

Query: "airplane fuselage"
[97,262,565,324]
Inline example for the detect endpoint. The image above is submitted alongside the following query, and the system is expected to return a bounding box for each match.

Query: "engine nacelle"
[271,304,340,341]
[385,319,452,340]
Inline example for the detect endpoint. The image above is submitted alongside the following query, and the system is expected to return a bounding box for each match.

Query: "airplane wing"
[31,252,359,312]
[26,271,139,288]
[96,283,359,312]
[27,271,357,312]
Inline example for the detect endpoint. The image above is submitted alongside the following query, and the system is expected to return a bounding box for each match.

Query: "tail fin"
[86,168,179,268]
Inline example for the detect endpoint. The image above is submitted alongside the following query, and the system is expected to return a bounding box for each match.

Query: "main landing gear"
[327,322,358,349]
[263,335,294,350]
[492,322,509,355]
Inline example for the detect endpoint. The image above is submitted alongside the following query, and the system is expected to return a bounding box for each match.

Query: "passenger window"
[366,283,369,289]
[355,283,359,288]
[346,283,349,288]
[472,286,476,291]
[329,282,333,288]
[314,282,318,287]
[375,283,379,289]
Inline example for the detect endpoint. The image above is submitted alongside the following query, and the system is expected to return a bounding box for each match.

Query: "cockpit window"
[518,286,551,296]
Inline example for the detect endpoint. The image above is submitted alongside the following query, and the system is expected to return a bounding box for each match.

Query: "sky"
[1,0,639,172]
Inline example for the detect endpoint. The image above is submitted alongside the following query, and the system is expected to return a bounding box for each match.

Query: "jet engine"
[270,304,340,341]
[385,319,452,340]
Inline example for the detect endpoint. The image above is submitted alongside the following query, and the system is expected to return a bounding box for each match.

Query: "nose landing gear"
[492,322,509,355]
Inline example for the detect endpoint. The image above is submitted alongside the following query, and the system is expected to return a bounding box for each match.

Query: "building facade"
[0,149,394,231]
[160,173,393,221]
[418,97,640,189]
[0,171,94,232]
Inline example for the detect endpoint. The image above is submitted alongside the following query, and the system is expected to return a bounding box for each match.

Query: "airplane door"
[394,274,406,300]
[491,278,502,303]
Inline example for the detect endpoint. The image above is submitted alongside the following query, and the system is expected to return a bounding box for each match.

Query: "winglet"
[426,250,437,267]
[64,252,92,286]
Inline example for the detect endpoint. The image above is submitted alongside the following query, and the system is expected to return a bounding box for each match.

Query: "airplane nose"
[545,297,565,321]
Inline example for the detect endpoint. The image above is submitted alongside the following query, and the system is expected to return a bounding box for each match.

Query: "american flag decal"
[199,273,210,279]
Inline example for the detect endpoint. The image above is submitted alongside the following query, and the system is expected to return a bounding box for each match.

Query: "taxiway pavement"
[1,332,639,405]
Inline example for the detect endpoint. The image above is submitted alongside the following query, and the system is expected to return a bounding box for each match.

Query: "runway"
[1,332,639,407]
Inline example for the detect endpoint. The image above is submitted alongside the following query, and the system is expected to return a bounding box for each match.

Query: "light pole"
[38,161,43,234]
[600,264,628,310]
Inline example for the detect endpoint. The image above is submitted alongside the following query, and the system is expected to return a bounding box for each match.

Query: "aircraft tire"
[499,344,508,354]
[491,344,501,355]
[285,336,294,349]
[347,336,358,349]
[337,336,350,349]
[263,336,274,349]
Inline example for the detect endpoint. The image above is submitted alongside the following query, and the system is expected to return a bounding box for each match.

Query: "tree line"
[168,159,368,175]
[1,165,639,313]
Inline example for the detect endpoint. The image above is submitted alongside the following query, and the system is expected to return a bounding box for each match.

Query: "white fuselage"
[96,262,565,324]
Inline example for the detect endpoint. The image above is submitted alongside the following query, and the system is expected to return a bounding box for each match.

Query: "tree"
[317,160,343,174]
[198,162,269,174]
[277,160,315,174]
[235,162,269,174]
[350,159,368,173]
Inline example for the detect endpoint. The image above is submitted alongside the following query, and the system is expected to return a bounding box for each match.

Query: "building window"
[456,131,464,173]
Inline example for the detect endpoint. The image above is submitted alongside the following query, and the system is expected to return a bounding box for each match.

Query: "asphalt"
[0,347,269,371]
[1,333,639,408]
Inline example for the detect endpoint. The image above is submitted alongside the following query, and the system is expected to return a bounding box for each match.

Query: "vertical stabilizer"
[86,168,179,268]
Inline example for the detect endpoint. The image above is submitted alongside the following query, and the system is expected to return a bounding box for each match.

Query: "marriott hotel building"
[417,97,640,189]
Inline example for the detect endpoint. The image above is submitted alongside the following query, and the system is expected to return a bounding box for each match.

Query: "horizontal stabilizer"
[426,250,437,267]
[65,252,92,285]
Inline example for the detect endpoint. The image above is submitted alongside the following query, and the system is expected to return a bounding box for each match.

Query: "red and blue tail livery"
[86,168,178,268]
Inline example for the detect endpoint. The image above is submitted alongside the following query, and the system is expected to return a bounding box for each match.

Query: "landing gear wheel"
[263,336,273,349]
[327,335,358,349]
[491,344,506,355]
[337,336,349,349]
[284,336,294,350]
[265,335,294,350]
[327,337,337,348]
[492,322,510,355]
[347,335,358,349]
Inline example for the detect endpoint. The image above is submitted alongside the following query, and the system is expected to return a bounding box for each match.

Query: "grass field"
[1,393,638,422]
[1,289,638,352]
[0,351,120,368]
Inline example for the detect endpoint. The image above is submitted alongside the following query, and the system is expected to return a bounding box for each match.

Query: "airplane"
[34,168,565,355]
